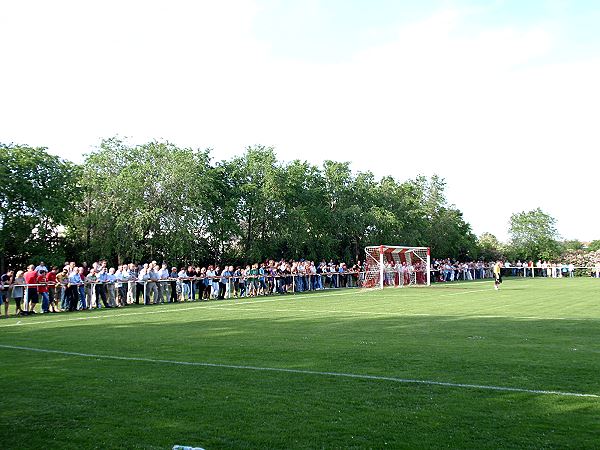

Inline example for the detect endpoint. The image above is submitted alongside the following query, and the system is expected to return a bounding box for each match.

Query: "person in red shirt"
[24,265,39,314]
[46,266,59,312]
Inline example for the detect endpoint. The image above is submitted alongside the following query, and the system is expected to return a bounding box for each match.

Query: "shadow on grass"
[1,325,599,450]
[3,280,600,448]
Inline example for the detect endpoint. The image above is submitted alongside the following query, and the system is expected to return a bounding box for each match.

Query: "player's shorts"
[495,275,502,284]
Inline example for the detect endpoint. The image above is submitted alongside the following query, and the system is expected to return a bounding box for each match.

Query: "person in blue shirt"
[219,266,230,299]
[96,268,112,308]
[67,268,86,311]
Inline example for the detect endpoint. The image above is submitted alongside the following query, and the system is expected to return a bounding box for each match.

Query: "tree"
[0,143,80,271]
[562,239,584,252]
[3,136,485,267]
[274,159,330,261]
[477,232,503,261]
[587,240,600,252]
[508,208,561,260]
[401,175,477,259]
[219,146,283,262]
[66,138,216,264]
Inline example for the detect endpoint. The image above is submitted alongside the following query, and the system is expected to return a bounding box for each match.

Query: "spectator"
[146,264,159,305]
[24,265,39,314]
[107,267,117,307]
[177,267,190,301]
[568,263,575,278]
[11,270,25,315]
[1,269,13,318]
[167,266,177,303]
[158,263,169,303]
[56,267,69,311]
[136,263,149,304]
[126,263,137,304]
[85,269,98,309]
[37,269,51,313]
[47,266,59,312]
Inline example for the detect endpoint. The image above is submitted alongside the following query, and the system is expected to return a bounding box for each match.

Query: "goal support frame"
[365,245,431,289]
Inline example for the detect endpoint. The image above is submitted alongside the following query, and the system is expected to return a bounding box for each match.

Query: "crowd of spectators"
[0,259,363,317]
[1,256,598,319]
[431,258,600,281]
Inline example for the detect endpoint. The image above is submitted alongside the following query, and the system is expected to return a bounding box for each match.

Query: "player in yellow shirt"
[493,260,503,290]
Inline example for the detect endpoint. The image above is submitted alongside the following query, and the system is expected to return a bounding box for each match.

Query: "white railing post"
[426,248,431,286]
[379,245,384,290]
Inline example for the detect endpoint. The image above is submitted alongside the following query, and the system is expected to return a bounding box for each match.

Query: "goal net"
[364,245,430,289]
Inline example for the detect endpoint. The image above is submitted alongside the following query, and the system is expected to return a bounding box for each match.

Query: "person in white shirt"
[106,268,118,307]
[115,265,126,306]
[137,264,150,304]
[147,265,160,304]
[204,266,215,300]
[177,268,189,300]
[158,263,170,303]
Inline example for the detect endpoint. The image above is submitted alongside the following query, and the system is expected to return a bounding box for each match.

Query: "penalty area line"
[0,344,597,399]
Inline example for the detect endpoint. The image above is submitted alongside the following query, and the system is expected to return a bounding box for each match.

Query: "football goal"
[364,245,431,289]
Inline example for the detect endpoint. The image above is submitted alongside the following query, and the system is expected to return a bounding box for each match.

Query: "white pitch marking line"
[0,344,597,399]
[0,290,361,328]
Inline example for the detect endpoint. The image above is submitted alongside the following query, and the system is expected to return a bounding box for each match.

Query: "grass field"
[1,277,600,449]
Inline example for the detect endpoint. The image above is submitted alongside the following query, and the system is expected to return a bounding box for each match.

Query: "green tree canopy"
[477,232,503,261]
[562,239,585,252]
[508,208,561,261]
[587,240,600,252]
[0,143,80,270]
[2,138,481,266]
[66,138,216,264]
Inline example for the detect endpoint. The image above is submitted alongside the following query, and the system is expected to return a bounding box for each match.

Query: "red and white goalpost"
[364,245,431,289]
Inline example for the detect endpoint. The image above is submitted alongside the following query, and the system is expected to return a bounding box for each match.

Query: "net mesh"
[364,245,429,288]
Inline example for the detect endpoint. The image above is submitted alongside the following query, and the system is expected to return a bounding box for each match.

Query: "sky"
[2,0,599,242]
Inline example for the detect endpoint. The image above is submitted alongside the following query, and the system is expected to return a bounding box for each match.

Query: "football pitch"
[1,277,599,449]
